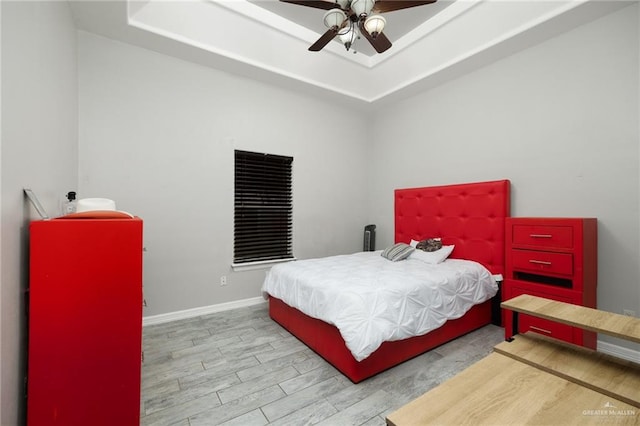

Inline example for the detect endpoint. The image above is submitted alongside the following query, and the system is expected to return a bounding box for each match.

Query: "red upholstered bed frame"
[268,180,510,383]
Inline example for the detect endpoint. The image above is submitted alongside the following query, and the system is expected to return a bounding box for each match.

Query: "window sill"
[231,258,296,272]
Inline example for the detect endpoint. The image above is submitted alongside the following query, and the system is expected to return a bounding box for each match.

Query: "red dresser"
[503,217,597,349]
[28,216,143,426]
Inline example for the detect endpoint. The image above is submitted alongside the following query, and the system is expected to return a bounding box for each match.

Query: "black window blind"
[234,150,293,264]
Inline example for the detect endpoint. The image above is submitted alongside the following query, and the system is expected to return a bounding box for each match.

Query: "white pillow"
[410,239,420,248]
[409,245,455,264]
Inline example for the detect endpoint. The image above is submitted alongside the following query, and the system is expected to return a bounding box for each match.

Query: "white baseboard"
[597,340,640,363]
[143,296,267,327]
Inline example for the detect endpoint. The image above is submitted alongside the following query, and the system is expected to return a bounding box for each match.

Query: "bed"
[263,179,511,383]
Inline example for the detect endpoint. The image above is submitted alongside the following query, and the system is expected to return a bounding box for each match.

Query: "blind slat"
[234,150,293,264]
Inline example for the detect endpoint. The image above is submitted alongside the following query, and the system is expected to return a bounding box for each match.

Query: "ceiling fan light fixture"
[350,0,375,17]
[338,24,358,51]
[364,14,386,38]
[323,8,347,28]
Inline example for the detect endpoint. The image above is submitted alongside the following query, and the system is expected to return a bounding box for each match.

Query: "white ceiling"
[69,0,632,110]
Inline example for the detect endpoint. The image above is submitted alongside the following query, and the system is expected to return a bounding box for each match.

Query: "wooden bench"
[386,295,640,425]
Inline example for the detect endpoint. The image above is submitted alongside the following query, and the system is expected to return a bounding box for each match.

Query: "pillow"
[410,239,420,248]
[409,245,455,264]
[381,243,415,262]
[416,238,443,252]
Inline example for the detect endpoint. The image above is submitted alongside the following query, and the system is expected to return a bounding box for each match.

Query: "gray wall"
[77,32,370,316]
[368,4,640,349]
[1,1,78,424]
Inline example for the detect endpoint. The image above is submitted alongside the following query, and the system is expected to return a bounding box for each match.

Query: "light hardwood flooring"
[141,302,503,426]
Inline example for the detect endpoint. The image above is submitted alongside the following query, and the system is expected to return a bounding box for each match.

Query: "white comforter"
[261,251,498,361]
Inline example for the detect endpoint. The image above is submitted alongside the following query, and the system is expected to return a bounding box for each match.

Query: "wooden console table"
[386,295,640,425]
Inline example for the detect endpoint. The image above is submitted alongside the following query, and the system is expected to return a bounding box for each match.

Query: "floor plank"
[142,302,502,425]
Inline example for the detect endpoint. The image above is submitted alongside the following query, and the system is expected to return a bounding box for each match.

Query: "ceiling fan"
[280,0,437,53]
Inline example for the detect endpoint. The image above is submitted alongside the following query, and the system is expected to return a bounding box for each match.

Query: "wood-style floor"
[140,302,503,426]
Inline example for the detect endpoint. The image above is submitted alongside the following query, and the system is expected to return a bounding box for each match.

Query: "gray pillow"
[381,243,415,261]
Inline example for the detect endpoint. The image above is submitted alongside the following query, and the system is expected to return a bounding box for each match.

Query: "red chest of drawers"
[28,217,143,426]
[503,217,597,349]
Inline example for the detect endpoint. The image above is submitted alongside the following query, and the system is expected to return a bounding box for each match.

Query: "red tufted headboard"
[395,180,510,275]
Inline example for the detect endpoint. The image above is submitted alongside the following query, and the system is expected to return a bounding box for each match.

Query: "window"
[234,150,293,265]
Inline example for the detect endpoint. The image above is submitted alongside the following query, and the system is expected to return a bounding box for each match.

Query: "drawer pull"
[529,259,552,266]
[530,234,552,238]
[530,326,552,334]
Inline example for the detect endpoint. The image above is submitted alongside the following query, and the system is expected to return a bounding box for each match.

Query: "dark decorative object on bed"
[265,179,510,383]
[416,238,442,252]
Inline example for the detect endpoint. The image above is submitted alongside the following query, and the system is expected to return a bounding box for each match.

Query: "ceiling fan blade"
[309,27,339,51]
[279,0,342,11]
[359,21,392,53]
[373,0,437,14]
